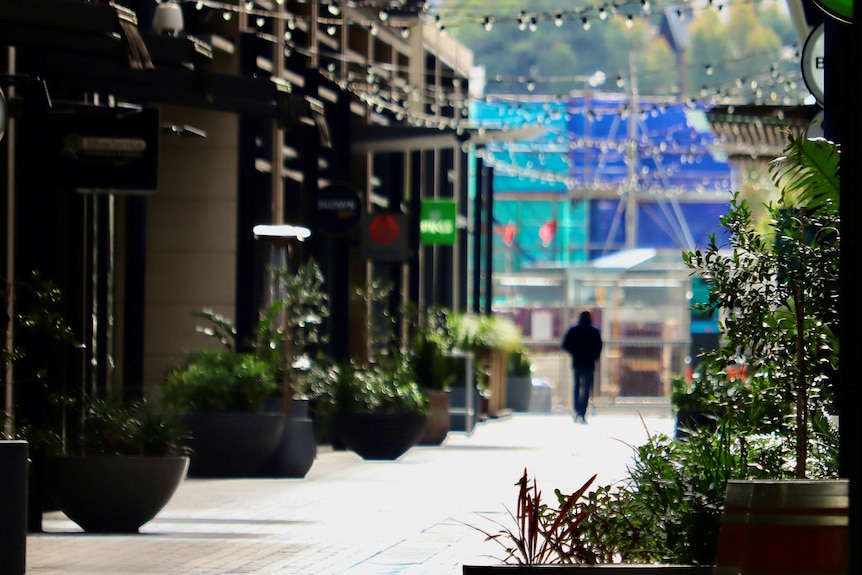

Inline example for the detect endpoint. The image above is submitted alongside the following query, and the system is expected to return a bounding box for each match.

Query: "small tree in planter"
[682,134,840,479]
[185,260,330,477]
[194,259,330,416]
[682,134,844,573]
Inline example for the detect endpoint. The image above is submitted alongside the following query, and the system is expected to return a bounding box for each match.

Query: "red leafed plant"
[467,468,599,565]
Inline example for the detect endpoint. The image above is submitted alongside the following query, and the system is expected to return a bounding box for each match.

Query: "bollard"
[0,440,28,575]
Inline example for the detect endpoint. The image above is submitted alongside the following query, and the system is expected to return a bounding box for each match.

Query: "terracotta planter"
[179,412,284,477]
[714,480,848,575]
[42,455,189,533]
[419,389,450,445]
[333,411,427,461]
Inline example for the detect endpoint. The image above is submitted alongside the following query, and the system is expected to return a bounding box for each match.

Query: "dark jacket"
[562,315,603,370]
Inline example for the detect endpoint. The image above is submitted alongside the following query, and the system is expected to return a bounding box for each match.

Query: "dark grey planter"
[42,455,189,533]
[506,376,533,412]
[0,441,28,575]
[463,565,713,574]
[333,411,427,460]
[180,412,284,477]
[257,418,317,478]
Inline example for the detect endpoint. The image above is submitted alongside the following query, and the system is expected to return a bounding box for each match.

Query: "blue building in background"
[471,93,735,400]
[473,93,734,273]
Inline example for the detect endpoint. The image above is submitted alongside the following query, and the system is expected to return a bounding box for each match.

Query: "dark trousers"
[573,367,595,418]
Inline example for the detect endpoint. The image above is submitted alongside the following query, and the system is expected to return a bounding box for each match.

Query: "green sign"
[813,0,852,22]
[419,200,457,245]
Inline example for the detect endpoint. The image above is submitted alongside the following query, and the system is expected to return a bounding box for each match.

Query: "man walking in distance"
[561,310,603,423]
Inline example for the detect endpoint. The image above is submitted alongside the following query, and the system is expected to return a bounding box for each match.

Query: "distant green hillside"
[435,0,800,101]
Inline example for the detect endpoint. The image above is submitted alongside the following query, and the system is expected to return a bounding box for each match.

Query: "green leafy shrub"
[79,399,186,457]
[317,354,428,415]
[162,349,279,413]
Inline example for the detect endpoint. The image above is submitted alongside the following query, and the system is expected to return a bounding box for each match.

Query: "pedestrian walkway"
[26,411,675,575]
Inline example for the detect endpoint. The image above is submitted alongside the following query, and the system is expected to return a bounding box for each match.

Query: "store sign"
[50,107,159,195]
[812,0,853,22]
[801,24,825,106]
[361,213,409,261]
[316,184,361,235]
[419,199,457,246]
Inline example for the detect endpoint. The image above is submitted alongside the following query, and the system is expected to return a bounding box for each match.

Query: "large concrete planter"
[257,418,317,478]
[179,413,284,477]
[333,412,427,461]
[463,566,713,574]
[42,455,189,533]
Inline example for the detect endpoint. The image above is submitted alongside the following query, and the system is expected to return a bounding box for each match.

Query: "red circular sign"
[369,214,399,245]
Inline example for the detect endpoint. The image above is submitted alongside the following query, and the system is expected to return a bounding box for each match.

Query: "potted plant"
[407,304,457,445]
[316,353,429,461]
[452,313,524,418]
[1,270,96,533]
[161,348,283,477]
[683,133,845,573]
[39,398,190,533]
[309,279,429,460]
[191,259,329,478]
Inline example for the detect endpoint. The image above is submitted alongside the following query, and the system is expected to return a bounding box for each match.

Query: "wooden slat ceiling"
[707,104,821,160]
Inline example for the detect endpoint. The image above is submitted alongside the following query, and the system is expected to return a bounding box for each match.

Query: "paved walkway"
[26,411,675,575]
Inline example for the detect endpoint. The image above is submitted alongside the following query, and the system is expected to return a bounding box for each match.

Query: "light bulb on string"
[370,23,379,36]
[625,14,634,28]
[554,13,564,26]
[483,17,493,31]
[581,16,591,30]
[222,10,232,21]
[328,2,340,16]
[401,27,410,38]
[256,17,265,27]
[529,17,538,32]
[599,6,608,20]
[379,9,389,22]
